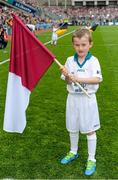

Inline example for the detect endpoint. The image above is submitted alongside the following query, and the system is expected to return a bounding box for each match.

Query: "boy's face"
[73,35,92,59]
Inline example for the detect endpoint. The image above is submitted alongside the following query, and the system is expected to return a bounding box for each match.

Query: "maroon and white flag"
[4,14,55,133]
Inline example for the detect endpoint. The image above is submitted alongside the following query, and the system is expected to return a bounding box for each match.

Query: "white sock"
[54,41,57,45]
[87,133,97,162]
[69,132,79,155]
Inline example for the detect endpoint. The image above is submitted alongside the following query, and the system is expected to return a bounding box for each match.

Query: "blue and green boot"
[60,152,79,165]
[85,160,96,176]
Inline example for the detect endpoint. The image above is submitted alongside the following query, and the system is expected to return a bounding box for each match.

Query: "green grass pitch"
[0,26,118,179]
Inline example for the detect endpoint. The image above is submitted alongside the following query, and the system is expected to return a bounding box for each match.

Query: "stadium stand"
[0,0,118,37]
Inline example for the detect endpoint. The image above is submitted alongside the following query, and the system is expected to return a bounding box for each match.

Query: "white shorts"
[66,93,100,134]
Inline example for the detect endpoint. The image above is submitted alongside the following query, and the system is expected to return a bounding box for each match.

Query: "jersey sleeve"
[91,58,103,82]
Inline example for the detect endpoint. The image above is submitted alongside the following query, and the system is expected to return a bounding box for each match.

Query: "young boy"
[51,24,58,46]
[60,28,102,176]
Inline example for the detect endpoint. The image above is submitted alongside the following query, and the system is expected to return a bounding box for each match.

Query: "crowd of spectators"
[13,0,118,25]
[0,5,53,33]
[44,6,118,25]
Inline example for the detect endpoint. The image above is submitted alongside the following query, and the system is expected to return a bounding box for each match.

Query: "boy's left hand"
[68,74,77,83]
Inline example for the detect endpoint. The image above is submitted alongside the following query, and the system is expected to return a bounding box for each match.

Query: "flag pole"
[54,58,63,67]
[55,22,66,32]
[54,58,90,98]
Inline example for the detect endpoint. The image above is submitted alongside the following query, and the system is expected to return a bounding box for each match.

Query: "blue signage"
[13,1,36,14]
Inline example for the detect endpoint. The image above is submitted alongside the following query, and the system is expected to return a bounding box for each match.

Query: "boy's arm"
[69,75,101,84]
[69,58,103,84]
[60,66,101,84]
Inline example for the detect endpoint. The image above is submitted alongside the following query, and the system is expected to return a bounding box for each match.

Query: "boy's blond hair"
[72,28,93,43]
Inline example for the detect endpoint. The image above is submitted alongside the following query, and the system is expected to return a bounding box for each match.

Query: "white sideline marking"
[0,29,75,66]
[0,59,10,65]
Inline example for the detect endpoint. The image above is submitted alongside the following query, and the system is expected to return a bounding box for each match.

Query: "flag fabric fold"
[56,22,68,36]
[3,14,55,133]
[90,24,98,32]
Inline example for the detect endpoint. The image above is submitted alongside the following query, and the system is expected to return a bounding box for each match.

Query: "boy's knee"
[87,131,95,136]
[87,132,97,140]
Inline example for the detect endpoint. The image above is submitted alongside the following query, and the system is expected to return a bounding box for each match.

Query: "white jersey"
[61,53,102,94]
[52,27,58,41]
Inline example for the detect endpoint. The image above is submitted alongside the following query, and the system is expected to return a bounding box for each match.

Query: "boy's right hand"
[60,66,69,77]
[60,66,73,84]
